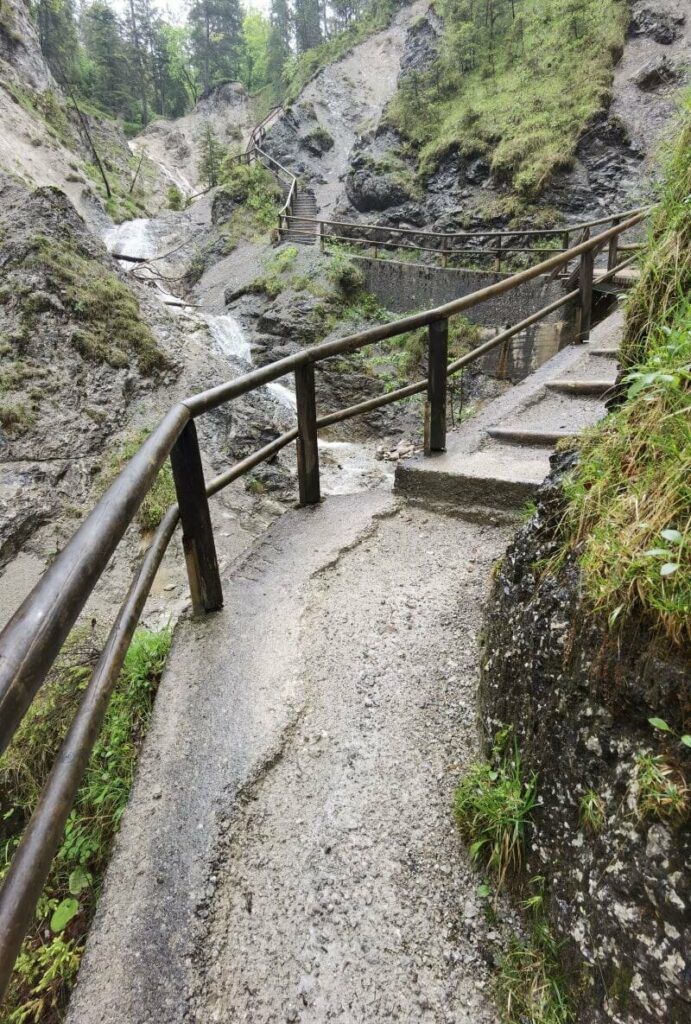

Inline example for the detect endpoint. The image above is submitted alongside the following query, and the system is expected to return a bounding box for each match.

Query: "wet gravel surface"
[187,506,508,1023]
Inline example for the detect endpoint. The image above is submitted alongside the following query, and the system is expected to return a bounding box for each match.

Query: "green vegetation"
[579,789,605,833]
[498,880,573,1024]
[0,402,34,433]
[303,124,335,152]
[167,184,185,211]
[387,0,628,200]
[220,160,283,231]
[26,236,165,374]
[554,103,690,645]
[454,727,537,886]
[0,626,172,1024]
[633,754,689,823]
[102,431,176,533]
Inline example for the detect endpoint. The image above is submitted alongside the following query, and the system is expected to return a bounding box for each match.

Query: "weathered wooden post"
[425,317,448,454]
[579,227,594,342]
[608,215,622,271]
[319,220,325,253]
[441,236,448,268]
[295,363,321,505]
[170,420,223,616]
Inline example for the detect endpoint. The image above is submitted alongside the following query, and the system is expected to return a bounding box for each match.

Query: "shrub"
[326,253,365,295]
[1,626,172,1023]
[166,184,185,211]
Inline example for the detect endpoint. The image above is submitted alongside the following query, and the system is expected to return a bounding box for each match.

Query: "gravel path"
[187,504,507,1023]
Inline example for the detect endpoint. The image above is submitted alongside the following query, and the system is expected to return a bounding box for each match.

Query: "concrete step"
[486,427,571,446]
[546,379,615,396]
[395,308,625,519]
[395,444,550,521]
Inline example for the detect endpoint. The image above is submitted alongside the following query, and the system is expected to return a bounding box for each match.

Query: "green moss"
[387,0,628,200]
[303,125,335,152]
[102,430,176,533]
[27,236,165,374]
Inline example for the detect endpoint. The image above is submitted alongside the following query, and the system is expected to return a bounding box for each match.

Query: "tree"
[35,0,81,81]
[188,0,245,94]
[81,1,135,119]
[267,0,291,91]
[242,11,271,92]
[197,122,225,186]
[125,0,157,125]
[294,0,321,52]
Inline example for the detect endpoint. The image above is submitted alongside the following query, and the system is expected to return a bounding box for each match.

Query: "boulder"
[345,169,411,213]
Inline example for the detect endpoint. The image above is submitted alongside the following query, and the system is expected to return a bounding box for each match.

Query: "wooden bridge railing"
[0,210,645,998]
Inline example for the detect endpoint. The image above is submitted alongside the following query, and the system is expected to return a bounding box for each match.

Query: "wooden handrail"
[0,213,645,1000]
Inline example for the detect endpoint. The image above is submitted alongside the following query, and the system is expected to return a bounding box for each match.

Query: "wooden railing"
[238,108,644,271]
[287,208,645,271]
[0,211,646,999]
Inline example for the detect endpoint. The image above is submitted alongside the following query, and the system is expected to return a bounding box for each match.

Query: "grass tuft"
[454,728,537,886]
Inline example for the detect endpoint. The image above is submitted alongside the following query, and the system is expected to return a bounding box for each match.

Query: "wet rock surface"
[481,451,691,1024]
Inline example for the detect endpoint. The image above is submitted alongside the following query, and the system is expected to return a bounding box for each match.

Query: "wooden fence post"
[579,228,594,342]
[441,236,448,268]
[295,363,321,505]
[319,220,325,252]
[425,318,448,454]
[608,216,622,271]
[170,420,223,616]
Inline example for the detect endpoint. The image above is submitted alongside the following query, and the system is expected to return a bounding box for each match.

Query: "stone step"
[546,379,615,396]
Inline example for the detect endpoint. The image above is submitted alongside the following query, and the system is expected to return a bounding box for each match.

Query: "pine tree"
[197,122,225,186]
[294,0,322,53]
[81,1,135,119]
[188,0,245,94]
[267,0,291,91]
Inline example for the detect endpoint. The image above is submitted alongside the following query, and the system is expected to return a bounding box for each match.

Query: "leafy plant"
[454,728,538,885]
[166,184,185,211]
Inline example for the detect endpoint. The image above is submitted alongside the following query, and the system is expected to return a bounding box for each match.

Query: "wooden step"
[589,347,620,356]
[546,379,615,396]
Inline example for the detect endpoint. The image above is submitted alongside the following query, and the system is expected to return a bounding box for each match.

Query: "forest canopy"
[31,0,402,129]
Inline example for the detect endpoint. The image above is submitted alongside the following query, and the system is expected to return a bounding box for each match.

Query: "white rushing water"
[103,215,388,496]
[204,314,252,363]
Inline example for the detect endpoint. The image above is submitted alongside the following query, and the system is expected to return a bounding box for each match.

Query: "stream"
[104,218,392,497]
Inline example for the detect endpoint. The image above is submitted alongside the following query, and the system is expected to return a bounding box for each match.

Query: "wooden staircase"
[284,189,318,245]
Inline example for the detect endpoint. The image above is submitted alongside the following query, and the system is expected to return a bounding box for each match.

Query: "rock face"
[630,3,686,45]
[480,453,690,1024]
[0,0,52,91]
